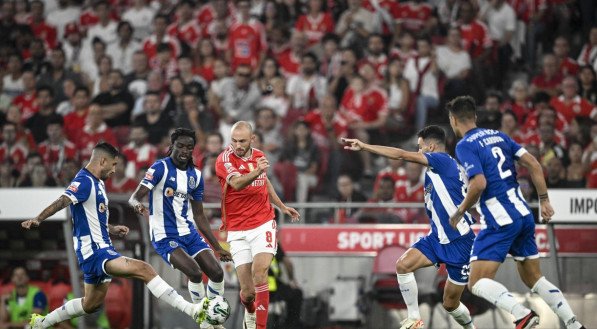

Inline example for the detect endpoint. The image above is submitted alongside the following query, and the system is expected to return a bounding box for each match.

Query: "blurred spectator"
[329,48,358,102]
[394,162,425,223]
[56,158,79,187]
[360,175,401,223]
[55,78,79,116]
[481,0,516,90]
[85,0,118,47]
[257,57,282,95]
[500,110,524,143]
[390,31,418,63]
[63,86,91,141]
[92,69,135,127]
[404,36,439,132]
[334,174,367,223]
[552,36,578,77]
[396,0,436,37]
[295,0,334,47]
[167,1,201,53]
[565,141,586,188]
[122,0,156,41]
[37,48,83,103]
[373,158,407,193]
[508,79,533,124]
[27,0,58,50]
[384,57,410,129]
[4,106,36,150]
[545,156,567,188]
[162,76,186,119]
[25,86,61,144]
[335,0,379,50]
[22,38,51,76]
[124,51,151,94]
[0,160,16,187]
[304,95,349,150]
[213,64,261,142]
[320,33,341,78]
[105,155,137,193]
[579,65,597,105]
[363,33,388,81]
[108,21,141,75]
[0,267,47,328]
[0,2,26,49]
[193,131,225,170]
[0,80,13,113]
[79,37,107,84]
[522,92,569,134]
[62,22,85,73]
[76,104,118,160]
[260,77,291,120]
[577,26,597,72]
[3,54,25,99]
[287,52,327,111]
[37,116,77,176]
[278,31,307,77]
[198,0,236,39]
[192,39,218,83]
[530,54,563,98]
[11,70,37,122]
[227,0,267,70]
[91,54,113,96]
[534,122,566,166]
[133,91,173,144]
[122,125,158,179]
[436,27,472,102]
[142,14,181,64]
[15,152,43,187]
[46,0,81,41]
[255,107,283,163]
[18,163,57,187]
[0,122,28,170]
[176,93,206,132]
[178,55,208,106]
[549,76,597,125]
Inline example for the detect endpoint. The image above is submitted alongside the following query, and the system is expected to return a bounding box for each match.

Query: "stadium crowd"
[0,0,597,225]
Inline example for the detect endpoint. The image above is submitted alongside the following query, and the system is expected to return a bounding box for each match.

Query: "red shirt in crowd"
[105,176,138,193]
[508,0,547,23]
[167,20,201,48]
[76,124,119,160]
[276,49,301,76]
[394,180,426,223]
[395,2,433,32]
[228,19,267,70]
[27,18,58,49]
[37,141,78,169]
[141,35,181,63]
[549,95,597,124]
[531,73,563,94]
[459,20,492,59]
[559,57,579,77]
[121,143,158,177]
[12,92,37,122]
[0,143,28,169]
[303,109,349,149]
[521,109,569,133]
[295,12,334,46]
[340,86,389,123]
[362,55,389,81]
[63,110,88,141]
[215,146,274,231]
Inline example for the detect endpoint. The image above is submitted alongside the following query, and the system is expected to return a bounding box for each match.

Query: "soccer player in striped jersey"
[343,125,476,329]
[22,142,207,329]
[129,128,232,329]
[447,96,585,329]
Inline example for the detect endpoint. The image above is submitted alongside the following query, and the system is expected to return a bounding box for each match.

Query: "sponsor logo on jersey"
[165,187,174,197]
[189,176,196,189]
[67,182,80,193]
[239,164,246,170]
[144,168,155,180]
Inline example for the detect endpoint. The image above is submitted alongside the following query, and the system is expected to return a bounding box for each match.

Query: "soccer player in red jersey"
[215,121,300,329]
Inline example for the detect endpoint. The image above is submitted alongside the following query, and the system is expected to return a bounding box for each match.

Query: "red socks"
[254,283,270,329]
[240,291,255,313]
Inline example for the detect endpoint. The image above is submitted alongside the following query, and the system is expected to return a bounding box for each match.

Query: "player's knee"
[207,266,224,283]
[82,299,103,314]
[442,295,459,312]
[138,261,157,280]
[188,269,204,283]
[241,287,255,301]
[252,270,268,285]
[395,259,410,274]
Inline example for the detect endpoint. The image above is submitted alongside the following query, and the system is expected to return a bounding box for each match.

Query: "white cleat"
[400,318,425,329]
[29,314,45,329]
[243,309,256,329]
[192,298,209,324]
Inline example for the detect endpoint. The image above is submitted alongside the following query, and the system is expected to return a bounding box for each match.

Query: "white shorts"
[227,220,277,267]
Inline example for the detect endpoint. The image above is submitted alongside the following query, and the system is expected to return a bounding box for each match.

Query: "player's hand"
[133,203,149,216]
[540,199,554,223]
[256,157,270,172]
[21,218,41,230]
[217,248,232,262]
[341,138,364,151]
[283,206,300,222]
[110,225,129,238]
[449,209,464,229]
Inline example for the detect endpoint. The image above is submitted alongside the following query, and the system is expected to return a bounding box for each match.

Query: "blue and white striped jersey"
[423,152,475,244]
[455,128,531,229]
[63,168,113,264]
[141,157,204,242]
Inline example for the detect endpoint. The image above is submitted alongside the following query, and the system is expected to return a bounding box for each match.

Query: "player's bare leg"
[237,263,256,329]
[443,281,474,329]
[517,259,584,329]
[105,256,208,323]
[170,248,209,303]
[194,249,225,298]
[395,248,433,328]
[468,260,538,328]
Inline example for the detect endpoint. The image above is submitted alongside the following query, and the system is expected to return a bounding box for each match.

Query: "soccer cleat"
[243,309,256,329]
[192,298,210,324]
[400,318,425,329]
[29,314,45,329]
[200,323,226,329]
[514,310,539,329]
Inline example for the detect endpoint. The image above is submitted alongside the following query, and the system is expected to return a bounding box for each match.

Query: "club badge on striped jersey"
[189,176,196,189]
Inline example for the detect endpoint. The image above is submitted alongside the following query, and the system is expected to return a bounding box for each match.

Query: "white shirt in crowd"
[404,56,439,100]
[436,46,472,79]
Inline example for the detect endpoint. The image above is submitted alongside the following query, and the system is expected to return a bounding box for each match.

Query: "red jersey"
[373,166,407,193]
[194,63,215,82]
[522,129,567,148]
[197,2,236,29]
[78,9,99,32]
[303,109,349,149]
[0,143,28,169]
[508,0,547,23]
[521,109,569,133]
[588,168,597,188]
[390,48,418,62]
[141,34,181,63]
[276,49,301,77]
[37,141,78,169]
[559,57,579,77]
[105,176,138,193]
[531,73,563,93]
[363,0,400,35]
[12,92,37,122]
[76,124,119,160]
[394,180,426,223]
[63,110,88,141]
[509,101,534,124]
[362,54,389,80]
[459,20,492,59]
[215,146,274,231]
[549,95,597,124]
[228,19,267,70]
[295,13,334,46]
[396,2,433,32]
[28,19,58,49]
[340,86,389,123]
[121,142,158,175]
[167,20,201,48]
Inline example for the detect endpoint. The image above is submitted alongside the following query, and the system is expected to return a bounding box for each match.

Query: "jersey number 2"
[492,147,512,179]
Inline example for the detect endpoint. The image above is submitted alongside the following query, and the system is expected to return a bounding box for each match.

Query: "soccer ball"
[205,295,231,325]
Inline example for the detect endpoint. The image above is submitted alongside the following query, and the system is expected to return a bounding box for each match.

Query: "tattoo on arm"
[38,195,72,222]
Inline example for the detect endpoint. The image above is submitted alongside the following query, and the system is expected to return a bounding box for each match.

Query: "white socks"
[448,302,474,329]
[147,275,195,317]
[531,277,582,329]
[41,298,87,328]
[397,272,421,320]
[207,279,225,298]
[472,278,530,320]
[188,280,206,303]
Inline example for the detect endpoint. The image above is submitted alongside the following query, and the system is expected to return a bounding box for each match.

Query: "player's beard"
[235,145,250,157]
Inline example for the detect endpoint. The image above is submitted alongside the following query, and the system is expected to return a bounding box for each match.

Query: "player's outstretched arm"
[517,152,554,222]
[190,200,232,261]
[341,138,428,166]
[450,174,486,228]
[22,195,72,229]
[228,157,269,190]
[266,179,300,222]
[129,184,150,216]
